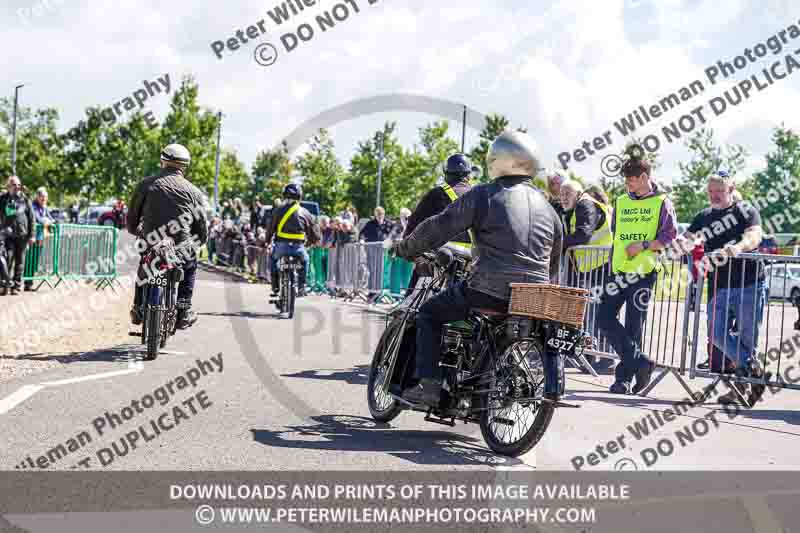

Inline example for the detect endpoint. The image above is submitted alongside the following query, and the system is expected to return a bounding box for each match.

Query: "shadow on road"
[251,414,523,467]
[4,345,137,365]
[282,365,370,385]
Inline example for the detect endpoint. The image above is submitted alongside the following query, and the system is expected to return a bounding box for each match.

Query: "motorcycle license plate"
[546,325,580,354]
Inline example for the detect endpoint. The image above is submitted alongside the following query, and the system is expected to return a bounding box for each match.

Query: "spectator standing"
[684,172,767,405]
[26,187,55,291]
[221,200,234,220]
[560,180,611,285]
[547,172,566,221]
[207,216,222,264]
[250,199,264,228]
[0,176,35,295]
[596,154,678,395]
[391,208,411,240]
[585,185,610,207]
[69,202,80,224]
[336,220,358,246]
[360,207,394,243]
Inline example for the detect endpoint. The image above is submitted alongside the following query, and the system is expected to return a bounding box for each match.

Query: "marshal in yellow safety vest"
[568,195,612,273]
[611,193,665,274]
[441,183,475,249]
[276,202,306,241]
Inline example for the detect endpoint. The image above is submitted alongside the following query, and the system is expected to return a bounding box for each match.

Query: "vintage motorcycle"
[130,239,183,360]
[367,245,585,457]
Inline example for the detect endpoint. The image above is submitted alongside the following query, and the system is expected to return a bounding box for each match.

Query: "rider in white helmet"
[126,143,208,329]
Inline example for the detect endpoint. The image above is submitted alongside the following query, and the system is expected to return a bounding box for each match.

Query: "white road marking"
[0,344,147,415]
[0,385,45,415]
[39,368,142,387]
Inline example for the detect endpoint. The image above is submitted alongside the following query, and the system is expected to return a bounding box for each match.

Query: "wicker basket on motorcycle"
[508,283,590,328]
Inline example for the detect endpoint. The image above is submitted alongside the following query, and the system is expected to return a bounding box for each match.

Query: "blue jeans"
[596,272,656,383]
[271,241,308,277]
[707,281,766,370]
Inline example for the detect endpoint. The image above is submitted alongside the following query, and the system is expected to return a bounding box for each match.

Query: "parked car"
[98,207,127,228]
[765,264,800,302]
[48,208,68,223]
[759,235,779,255]
[79,206,113,225]
[300,201,320,217]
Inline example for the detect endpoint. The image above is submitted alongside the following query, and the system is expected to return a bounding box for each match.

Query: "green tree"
[346,122,404,216]
[395,121,459,214]
[0,99,68,202]
[294,129,348,215]
[252,141,293,205]
[673,129,746,222]
[751,126,800,233]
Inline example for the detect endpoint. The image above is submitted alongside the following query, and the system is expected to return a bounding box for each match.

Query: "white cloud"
[0,0,798,193]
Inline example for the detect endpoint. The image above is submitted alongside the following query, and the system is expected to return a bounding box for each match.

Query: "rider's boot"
[402,377,442,406]
[297,268,307,297]
[176,299,198,330]
[543,351,565,401]
[130,305,143,325]
[270,272,280,296]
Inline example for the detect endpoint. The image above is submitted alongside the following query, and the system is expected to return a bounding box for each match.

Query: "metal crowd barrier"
[312,243,413,302]
[560,244,800,400]
[18,224,119,290]
[54,224,119,290]
[22,224,58,289]
[688,252,800,401]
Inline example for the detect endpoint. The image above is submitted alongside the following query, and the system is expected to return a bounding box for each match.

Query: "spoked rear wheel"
[478,339,554,457]
[367,320,403,422]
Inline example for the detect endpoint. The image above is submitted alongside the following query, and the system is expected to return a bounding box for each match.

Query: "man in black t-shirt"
[685,172,766,405]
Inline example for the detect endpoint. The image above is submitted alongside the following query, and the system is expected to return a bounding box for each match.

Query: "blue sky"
[2,0,799,185]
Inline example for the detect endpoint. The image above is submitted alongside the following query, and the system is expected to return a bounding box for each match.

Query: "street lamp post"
[213,111,222,213]
[375,132,385,208]
[11,84,25,175]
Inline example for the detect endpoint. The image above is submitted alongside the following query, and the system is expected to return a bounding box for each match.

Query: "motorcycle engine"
[440,320,477,388]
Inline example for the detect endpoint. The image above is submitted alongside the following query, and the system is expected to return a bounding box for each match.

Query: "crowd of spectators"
[205,199,412,283]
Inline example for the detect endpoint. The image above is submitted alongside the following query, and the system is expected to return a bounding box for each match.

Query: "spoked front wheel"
[478,339,554,457]
[367,320,403,422]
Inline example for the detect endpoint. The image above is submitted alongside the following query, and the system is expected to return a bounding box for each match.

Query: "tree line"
[1,75,797,229]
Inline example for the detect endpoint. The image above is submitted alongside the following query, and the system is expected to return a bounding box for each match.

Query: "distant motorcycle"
[271,255,303,319]
[367,245,583,457]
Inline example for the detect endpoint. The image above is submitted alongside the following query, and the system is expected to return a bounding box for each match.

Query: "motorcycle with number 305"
[367,245,584,457]
[131,239,183,360]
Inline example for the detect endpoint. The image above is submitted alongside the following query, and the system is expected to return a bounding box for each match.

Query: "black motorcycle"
[134,240,183,360]
[367,246,583,457]
[271,255,303,318]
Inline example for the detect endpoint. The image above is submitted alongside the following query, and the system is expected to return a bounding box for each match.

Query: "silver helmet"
[486,130,540,180]
[160,143,191,166]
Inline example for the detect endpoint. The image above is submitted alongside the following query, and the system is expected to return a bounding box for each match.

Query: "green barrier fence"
[308,247,328,293]
[21,223,119,290]
[306,246,413,300]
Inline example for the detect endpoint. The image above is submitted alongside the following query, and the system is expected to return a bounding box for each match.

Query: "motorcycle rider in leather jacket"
[393,130,564,406]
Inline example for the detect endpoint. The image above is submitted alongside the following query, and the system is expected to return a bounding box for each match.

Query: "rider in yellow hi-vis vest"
[266,183,321,297]
[594,151,678,397]
[403,153,475,291]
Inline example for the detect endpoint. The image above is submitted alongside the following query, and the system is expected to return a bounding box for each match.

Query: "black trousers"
[4,237,28,289]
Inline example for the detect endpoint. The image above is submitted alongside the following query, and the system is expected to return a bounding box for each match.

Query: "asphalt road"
[1,264,800,472]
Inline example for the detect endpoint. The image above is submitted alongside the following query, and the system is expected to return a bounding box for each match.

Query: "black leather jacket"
[396,175,563,300]
[126,168,208,245]
[405,180,472,245]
